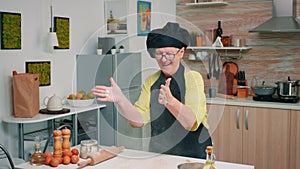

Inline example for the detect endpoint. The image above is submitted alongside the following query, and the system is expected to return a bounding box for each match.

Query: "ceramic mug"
[235,38,246,47]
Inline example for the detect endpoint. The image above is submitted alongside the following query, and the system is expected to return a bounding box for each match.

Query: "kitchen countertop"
[206,96,300,110]
[15,146,254,169]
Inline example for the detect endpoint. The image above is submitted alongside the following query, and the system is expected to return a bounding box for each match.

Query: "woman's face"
[154,47,184,76]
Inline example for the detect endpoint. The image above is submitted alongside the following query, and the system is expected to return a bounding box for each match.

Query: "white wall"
[0,0,176,157]
[128,0,177,81]
[0,0,104,157]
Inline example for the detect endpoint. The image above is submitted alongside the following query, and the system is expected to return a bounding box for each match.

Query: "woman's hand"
[93,77,123,103]
[159,78,197,129]
[158,78,174,106]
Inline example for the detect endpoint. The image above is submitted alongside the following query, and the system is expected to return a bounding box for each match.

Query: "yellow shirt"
[134,70,208,131]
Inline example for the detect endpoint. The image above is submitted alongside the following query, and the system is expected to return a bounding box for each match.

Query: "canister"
[235,38,246,47]
[196,33,203,47]
[221,35,232,47]
[80,139,99,159]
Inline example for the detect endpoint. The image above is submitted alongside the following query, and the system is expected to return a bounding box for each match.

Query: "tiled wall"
[177,0,300,92]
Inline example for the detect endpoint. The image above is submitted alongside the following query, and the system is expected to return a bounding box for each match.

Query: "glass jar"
[30,136,45,166]
[80,139,99,159]
[221,35,232,47]
[203,146,217,169]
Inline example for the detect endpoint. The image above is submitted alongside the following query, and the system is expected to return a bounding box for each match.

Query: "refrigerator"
[76,53,143,150]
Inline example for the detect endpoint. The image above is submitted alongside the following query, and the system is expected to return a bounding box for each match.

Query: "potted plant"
[107,10,120,33]
[111,45,117,54]
[119,45,125,53]
[97,44,103,55]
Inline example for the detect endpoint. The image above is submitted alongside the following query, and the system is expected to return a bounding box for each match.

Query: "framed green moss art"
[54,17,70,49]
[0,12,21,49]
[26,61,51,86]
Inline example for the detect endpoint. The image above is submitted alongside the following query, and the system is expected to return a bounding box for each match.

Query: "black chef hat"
[146,22,190,58]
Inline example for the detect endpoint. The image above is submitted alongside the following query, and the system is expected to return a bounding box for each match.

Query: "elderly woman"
[93,22,212,158]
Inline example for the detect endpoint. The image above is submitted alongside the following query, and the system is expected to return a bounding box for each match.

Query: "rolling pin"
[78,146,125,168]
[216,93,235,99]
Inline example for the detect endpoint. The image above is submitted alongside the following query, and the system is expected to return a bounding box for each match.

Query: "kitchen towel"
[12,72,40,118]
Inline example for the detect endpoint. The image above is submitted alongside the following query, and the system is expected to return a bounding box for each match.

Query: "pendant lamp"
[48,3,59,47]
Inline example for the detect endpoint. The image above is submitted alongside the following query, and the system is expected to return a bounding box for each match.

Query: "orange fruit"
[62,150,73,157]
[71,155,79,164]
[45,156,52,165]
[71,148,79,156]
[55,157,63,164]
[76,93,84,100]
[50,158,59,167]
[63,156,71,165]
[44,151,52,157]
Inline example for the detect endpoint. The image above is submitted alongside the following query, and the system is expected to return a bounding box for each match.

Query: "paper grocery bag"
[12,73,40,118]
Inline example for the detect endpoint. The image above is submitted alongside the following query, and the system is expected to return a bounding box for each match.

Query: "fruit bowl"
[66,99,94,107]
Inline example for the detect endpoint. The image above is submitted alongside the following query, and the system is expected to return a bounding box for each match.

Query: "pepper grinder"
[53,130,62,159]
[62,128,71,153]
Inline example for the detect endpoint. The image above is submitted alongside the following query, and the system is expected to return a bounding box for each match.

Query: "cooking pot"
[252,81,276,96]
[276,76,299,97]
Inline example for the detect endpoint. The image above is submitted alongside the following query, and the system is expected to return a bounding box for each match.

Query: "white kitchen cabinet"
[207,104,290,169]
[290,110,300,169]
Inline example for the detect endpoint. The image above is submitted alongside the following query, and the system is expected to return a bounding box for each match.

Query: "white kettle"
[44,94,66,111]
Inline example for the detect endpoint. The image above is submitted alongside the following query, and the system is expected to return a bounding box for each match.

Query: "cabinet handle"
[236,109,240,129]
[245,109,249,130]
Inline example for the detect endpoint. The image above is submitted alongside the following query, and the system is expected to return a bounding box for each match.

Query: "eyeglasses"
[155,49,180,60]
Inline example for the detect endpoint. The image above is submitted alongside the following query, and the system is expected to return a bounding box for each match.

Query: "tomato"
[63,156,71,165]
[62,150,73,157]
[44,156,52,165]
[71,148,79,156]
[71,155,79,164]
[50,158,59,167]
[55,157,63,164]
[44,151,52,157]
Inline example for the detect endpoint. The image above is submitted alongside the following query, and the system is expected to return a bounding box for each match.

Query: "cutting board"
[218,61,238,95]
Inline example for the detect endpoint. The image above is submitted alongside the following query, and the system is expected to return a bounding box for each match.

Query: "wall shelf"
[188,46,252,52]
[179,1,228,7]
[187,46,252,59]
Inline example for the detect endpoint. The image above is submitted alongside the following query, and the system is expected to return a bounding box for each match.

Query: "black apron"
[149,63,212,159]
